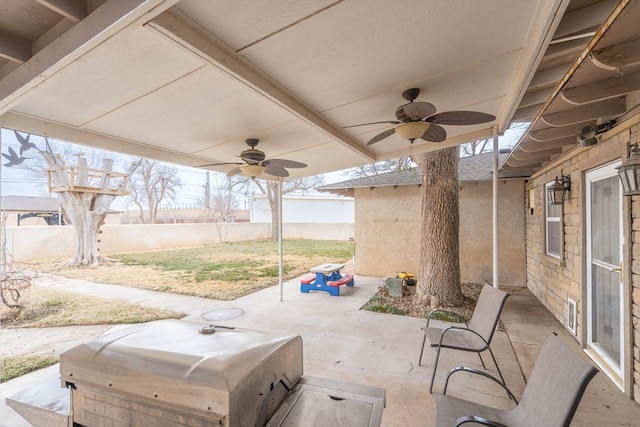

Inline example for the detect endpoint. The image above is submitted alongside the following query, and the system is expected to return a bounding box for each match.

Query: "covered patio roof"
[0,0,621,179]
[502,0,640,173]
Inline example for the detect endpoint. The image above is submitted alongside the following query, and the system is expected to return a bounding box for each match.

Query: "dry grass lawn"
[1,286,184,328]
[32,239,355,300]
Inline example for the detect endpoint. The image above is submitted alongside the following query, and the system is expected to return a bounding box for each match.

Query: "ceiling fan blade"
[265,159,307,168]
[226,167,243,177]
[420,124,447,142]
[367,128,396,145]
[396,102,437,121]
[343,120,400,129]
[265,164,289,177]
[427,111,496,125]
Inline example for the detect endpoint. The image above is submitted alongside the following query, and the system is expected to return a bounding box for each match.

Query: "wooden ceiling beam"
[528,63,573,91]
[590,38,640,70]
[530,121,594,141]
[562,70,640,104]
[512,105,541,122]
[552,0,618,40]
[35,0,87,22]
[541,96,626,127]
[520,136,575,152]
[520,87,555,109]
[510,147,562,161]
[0,32,31,64]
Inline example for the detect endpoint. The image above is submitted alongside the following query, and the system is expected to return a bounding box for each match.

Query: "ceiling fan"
[200,138,307,178]
[345,88,496,145]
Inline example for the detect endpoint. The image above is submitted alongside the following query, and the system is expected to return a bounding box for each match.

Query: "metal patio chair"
[434,332,598,427]
[419,284,509,393]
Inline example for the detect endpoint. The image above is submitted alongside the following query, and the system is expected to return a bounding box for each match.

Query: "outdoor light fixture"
[576,121,615,147]
[395,122,430,142]
[240,164,265,178]
[617,132,640,196]
[547,174,571,205]
[576,125,598,147]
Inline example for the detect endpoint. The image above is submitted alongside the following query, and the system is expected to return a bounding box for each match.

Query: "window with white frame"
[545,181,563,259]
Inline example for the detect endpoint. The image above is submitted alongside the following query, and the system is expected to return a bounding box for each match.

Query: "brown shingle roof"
[317,152,516,196]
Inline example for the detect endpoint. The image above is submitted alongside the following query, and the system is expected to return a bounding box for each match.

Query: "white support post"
[278,177,284,301]
[492,125,499,288]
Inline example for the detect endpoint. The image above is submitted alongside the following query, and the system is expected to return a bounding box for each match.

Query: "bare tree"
[414,146,464,307]
[2,131,131,266]
[349,156,414,177]
[253,176,323,241]
[129,159,182,224]
[460,138,492,157]
[461,121,529,157]
[208,175,244,242]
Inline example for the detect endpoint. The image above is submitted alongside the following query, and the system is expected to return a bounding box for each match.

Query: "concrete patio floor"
[1,272,639,426]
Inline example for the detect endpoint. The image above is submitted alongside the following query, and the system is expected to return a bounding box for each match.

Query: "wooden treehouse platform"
[46,165,129,196]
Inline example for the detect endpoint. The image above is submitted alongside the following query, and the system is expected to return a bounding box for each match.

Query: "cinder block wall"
[3,222,354,262]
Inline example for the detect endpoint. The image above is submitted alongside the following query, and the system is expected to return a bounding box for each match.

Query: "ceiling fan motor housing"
[241,149,265,163]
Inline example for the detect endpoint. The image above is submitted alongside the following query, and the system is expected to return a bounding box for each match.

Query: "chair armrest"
[439,325,490,350]
[426,309,469,327]
[444,366,518,403]
[456,415,507,427]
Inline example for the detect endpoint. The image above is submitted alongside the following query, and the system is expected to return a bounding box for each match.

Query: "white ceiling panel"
[12,27,204,127]
[3,0,609,181]
[84,66,298,155]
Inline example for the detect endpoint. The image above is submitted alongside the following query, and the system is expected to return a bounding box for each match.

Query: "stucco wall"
[353,179,526,286]
[3,222,353,262]
[524,115,640,401]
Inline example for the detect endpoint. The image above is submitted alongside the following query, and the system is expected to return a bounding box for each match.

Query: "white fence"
[3,223,354,262]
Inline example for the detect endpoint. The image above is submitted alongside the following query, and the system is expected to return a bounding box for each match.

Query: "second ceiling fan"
[346,88,496,145]
[201,138,307,178]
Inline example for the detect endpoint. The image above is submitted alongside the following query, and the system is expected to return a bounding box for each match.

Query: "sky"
[0,128,347,211]
[0,125,526,210]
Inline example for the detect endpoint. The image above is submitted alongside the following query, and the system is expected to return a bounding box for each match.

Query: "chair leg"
[477,352,487,369]
[418,334,427,366]
[486,345,507,388]
[429,345,442,394]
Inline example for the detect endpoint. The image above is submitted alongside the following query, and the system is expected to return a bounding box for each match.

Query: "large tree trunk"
[43,153,115,266]
[59,192,115,265]
[414,147,464,307]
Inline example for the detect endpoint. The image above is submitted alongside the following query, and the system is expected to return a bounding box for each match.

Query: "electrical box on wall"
[529,188,536,214]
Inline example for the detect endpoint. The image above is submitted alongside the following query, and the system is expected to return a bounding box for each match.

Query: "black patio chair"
[434,332,598,427]
[419,284,509,393]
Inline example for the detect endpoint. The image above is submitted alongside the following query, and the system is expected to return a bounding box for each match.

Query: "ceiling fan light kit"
[198,138,307,179]
[240,164,266,178]
[395,121,430,141]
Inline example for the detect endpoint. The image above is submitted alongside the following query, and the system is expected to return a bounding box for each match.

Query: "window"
[545,181,563,259]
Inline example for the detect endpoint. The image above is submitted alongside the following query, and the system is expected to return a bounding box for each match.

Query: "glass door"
[586,163,623,385]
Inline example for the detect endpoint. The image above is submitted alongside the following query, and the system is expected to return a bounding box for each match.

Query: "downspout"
[493,125,499,288]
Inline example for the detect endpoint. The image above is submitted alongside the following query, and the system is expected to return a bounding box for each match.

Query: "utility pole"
[204,172,211,209]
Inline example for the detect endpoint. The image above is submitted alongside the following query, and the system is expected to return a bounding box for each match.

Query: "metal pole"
[492,125,499,288]
[278,177,284,301]
[0,122,5,273]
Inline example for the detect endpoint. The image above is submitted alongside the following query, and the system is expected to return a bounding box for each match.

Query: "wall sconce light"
[616,131,640,196]
[547,174,571,205]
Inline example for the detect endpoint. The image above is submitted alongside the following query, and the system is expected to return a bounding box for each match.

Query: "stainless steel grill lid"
[60,319,303,425]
